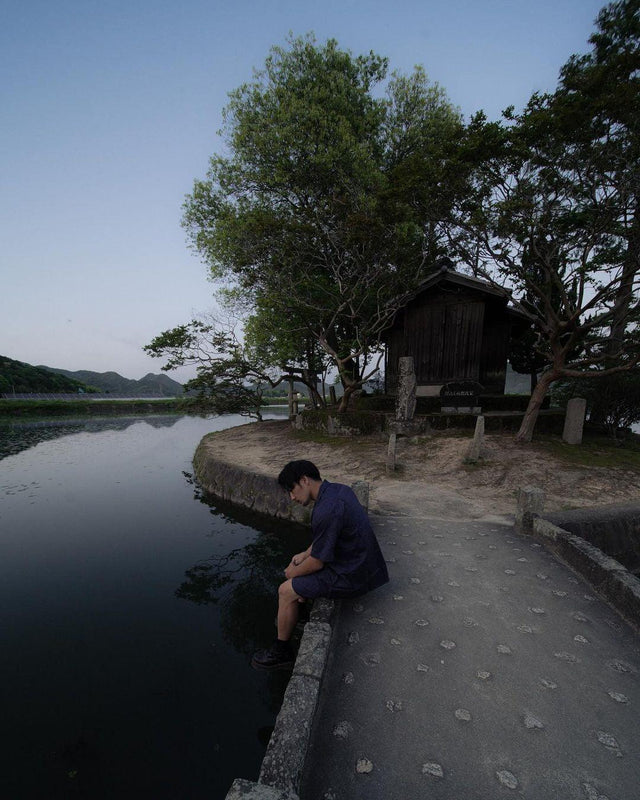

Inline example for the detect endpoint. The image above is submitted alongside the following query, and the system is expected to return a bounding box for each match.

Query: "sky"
[1,0,606,382]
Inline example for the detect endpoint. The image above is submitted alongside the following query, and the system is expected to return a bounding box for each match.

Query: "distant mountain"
[0,355,95,394]
[39,366,185,397]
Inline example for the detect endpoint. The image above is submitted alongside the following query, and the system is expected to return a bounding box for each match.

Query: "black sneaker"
[251,645,295,671]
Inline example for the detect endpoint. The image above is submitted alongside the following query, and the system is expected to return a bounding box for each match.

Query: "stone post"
[563,397,587,445]
[386,432,397,474]
[515,485,546,534]
[464,415,485,463]
[395,357,417,424]
[352,480,370,511]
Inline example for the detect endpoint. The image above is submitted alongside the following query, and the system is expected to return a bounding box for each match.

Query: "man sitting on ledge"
[252,459,389,670]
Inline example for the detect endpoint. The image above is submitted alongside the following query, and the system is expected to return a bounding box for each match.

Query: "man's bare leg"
[277,579,302,641]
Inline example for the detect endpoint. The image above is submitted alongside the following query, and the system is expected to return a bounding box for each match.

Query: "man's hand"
[285,553,324,580]
[289,546,313,570]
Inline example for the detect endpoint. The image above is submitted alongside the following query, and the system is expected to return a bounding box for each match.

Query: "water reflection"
[178,478,310,659]
[176,502,307,656]
[1,411,308,798]
[0,413,184,459]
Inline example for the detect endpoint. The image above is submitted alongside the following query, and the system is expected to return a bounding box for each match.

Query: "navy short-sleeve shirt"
[305,480,389,595]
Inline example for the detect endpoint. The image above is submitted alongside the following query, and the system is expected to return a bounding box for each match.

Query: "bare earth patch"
[199,419,640,523]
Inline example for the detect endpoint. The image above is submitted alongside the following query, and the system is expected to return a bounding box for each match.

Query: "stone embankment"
[193,436,310,523]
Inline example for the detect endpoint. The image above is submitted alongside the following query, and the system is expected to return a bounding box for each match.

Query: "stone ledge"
[225,778,299,800]
[543,502,640,573]
[193,441,310,524]
[533,517,640,631]
[223,608,336,800]
[258,617,335,795]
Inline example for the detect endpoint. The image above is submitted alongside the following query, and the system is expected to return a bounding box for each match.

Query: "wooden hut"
[384,265,530,396]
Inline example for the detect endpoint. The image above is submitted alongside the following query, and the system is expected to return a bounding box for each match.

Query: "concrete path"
[300,514,640,800]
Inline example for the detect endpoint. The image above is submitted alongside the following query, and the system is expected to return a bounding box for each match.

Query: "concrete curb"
[532,516,640,631]
[193,440,311,524]
[224,599,338,800]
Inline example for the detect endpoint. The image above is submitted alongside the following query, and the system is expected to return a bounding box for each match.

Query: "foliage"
[40,367,185,397]
[298,408,386,435]
[552,370,640,435]
[144,319,270,418]
[451,0,640,442]
[0,398,182,418]
[0,355,95,394]
[181,34,463,410]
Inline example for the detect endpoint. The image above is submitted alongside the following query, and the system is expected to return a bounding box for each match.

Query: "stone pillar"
[352,480,370,511]
[563,397,587,445]
[386,432,397,474]
[464,415,485,463]
[515,485,545,534]
[395,357,417,423]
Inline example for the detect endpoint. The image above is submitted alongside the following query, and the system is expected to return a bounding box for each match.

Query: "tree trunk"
[337,384,356,413]
[515,370,558,443]
[590,204,639,424]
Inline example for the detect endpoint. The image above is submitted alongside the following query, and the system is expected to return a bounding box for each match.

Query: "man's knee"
[278,579,299,603]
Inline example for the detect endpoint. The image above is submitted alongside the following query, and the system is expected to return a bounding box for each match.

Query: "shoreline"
[192,418,640,522]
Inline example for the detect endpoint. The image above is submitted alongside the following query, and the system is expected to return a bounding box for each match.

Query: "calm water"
[0,412,308,799]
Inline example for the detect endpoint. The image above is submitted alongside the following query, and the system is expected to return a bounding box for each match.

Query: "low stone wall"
[193,437,311,524]
[533,517,640,631]
[542,503,640,575]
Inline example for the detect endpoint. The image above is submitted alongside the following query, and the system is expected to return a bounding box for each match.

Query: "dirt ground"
[200,419,640,523]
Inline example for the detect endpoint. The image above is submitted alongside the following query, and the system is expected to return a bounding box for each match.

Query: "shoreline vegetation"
[0,397,291,419]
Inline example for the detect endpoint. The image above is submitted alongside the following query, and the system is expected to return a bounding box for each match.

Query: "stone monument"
[563,397,587,445]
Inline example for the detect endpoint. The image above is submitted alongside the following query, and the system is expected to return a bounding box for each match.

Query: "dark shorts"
[292,567,384,600]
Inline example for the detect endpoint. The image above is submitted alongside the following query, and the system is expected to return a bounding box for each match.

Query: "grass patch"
[534,432,640,470]
[292,428,365,448]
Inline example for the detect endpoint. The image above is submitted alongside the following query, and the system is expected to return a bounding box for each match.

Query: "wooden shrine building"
[384,264,530,396]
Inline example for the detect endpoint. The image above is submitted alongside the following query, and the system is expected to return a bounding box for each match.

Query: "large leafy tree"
[452,0,640,442]
[181,35,462,411]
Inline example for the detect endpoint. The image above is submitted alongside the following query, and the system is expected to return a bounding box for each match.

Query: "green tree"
[181,35,463,411]
[452,0,640,442]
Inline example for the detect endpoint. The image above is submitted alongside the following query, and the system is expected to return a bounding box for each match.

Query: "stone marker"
[386,433,397,473]
[352,481,370,511]
[563,397,587,445]
[515,485,546,534]
[396,357,417,423]
[464,415,485,463]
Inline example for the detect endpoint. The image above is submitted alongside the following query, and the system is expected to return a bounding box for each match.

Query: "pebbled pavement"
[300,514,640,800]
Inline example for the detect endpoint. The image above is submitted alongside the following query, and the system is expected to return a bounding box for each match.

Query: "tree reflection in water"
[0,414,183,459]
[178,475,311,659]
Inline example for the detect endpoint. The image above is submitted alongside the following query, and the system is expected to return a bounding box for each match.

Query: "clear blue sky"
[1,0,605,381]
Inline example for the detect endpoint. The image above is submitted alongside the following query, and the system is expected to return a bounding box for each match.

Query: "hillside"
[0,356,94,394]
[39,366,185,396]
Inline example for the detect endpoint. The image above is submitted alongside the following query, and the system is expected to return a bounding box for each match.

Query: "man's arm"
[284,554,324,580]
[291,545,312,567]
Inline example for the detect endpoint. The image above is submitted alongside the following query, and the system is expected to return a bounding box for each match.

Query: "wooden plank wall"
[385,286,510,393]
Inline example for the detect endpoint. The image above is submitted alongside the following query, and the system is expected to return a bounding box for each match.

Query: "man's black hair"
[277,460,322,491]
